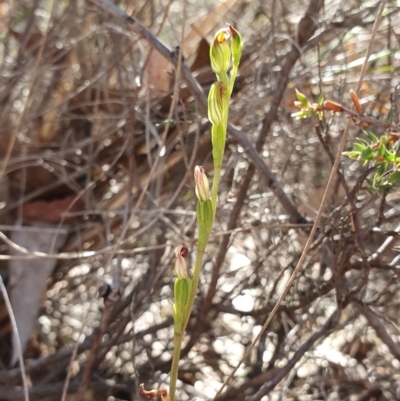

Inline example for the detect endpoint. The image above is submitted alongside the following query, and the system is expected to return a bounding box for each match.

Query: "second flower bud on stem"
[194,166,210,202]
[194,166,213,236]
[208,81,229,127]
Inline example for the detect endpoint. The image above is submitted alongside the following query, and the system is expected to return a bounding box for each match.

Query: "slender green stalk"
[211,124,226,213]
[169,332,182,401]
[211,166,222,214]
[182,230,209,330]
[183,248,205,329]
[228,64,238,97]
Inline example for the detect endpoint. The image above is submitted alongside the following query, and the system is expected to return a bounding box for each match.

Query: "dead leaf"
[190,37,210,72]
[22,194,85,224]
[144,49,171,99]
[139,384,169,401]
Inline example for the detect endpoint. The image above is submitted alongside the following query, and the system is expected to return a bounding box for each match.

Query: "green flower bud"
[174,245,188,279]
[210,28,231,75]
[194,166,209,202]
[208,81,228,126]
[227,24,243,66]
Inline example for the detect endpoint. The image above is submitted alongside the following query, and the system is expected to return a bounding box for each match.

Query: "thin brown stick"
[60,303,92,401]
[320,102,400,133]
[74,285,121,400]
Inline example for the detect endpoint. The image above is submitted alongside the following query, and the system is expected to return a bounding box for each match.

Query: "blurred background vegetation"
[0,0,399,400]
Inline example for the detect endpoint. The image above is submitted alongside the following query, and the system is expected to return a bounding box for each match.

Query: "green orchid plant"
[168,24,243,401]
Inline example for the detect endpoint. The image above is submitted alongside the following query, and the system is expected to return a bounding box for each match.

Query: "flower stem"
[183,235,208,330]
[228,64,238,97]
[169,332,182,401]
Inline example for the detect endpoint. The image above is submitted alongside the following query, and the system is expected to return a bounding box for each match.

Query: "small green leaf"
[388,170,400,184]
[295,89,310,107]
[357,138,370,147]
[354,143,366,152]
[380,134,389,144]
[374,163,387,182]
[196,199,214,234]
[317,92,325,105]
[174,278,192,314]
[343,151,360,159]
[291,110,309,119]
[360,147,374,160]
[385,151,395,162]
[363,131,378,143]
[378,144,386,157]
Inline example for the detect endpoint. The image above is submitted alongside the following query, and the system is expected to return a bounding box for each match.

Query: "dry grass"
[0,0,399,400]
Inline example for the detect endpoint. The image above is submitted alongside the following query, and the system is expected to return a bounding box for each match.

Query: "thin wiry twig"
[74,267,121,401]
[249,309,341,401]
[355,301,400,361]
[60,302,93,401]
[321,103,400,133]
[0,276,29,401]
